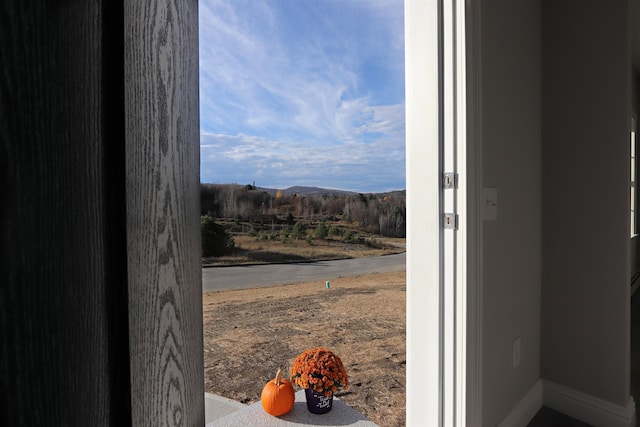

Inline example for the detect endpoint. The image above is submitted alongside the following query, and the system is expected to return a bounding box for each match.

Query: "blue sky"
[199,0,405,193]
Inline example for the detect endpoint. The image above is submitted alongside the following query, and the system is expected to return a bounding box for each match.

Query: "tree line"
[200,183,406,238]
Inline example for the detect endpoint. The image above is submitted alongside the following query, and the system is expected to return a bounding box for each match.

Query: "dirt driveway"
[203,271,406,426]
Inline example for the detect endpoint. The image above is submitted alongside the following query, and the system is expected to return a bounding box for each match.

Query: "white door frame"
[405,1,481,425]
[405,1,443,423]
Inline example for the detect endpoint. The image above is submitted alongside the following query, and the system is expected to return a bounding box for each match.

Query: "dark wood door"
[0,1,203,425]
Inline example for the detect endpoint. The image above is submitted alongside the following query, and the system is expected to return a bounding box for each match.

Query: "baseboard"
[497,380,543,427]
[543,380,636,427]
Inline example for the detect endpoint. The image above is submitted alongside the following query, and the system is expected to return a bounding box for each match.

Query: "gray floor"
[527,406,592,427]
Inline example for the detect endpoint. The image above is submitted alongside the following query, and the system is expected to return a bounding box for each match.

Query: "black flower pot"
[304,388,333,414]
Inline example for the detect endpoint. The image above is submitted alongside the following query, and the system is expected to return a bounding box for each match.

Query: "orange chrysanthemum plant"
[290,347,348,397]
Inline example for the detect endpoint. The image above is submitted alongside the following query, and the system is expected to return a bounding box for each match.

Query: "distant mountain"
[253,185,352,196]
[202,182,404,197]
[255,186,405,197]
[280,186,357,196]
[379,189,406,198]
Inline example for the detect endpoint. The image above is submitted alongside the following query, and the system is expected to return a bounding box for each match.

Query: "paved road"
[202,252,406,292]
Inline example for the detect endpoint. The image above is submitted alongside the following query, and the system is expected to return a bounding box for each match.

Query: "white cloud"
[200,130,405,192]
[199,0,405,192]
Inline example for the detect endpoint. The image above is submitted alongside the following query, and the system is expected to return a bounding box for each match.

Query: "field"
[203,271,406,426]
[203,229,406,266]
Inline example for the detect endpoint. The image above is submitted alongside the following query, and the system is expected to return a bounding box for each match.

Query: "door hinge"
[443,172,458,189]
[443,213,458,230]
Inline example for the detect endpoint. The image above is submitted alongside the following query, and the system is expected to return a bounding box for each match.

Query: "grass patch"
[203,233,405,266]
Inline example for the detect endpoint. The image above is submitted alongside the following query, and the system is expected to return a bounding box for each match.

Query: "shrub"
[201,215,235,257]
[291,221,304,240]
[343,230,355,242]
[313,221,328,240]
[328,225,340,236]
[286,212,295,225]
[364,237,381,248]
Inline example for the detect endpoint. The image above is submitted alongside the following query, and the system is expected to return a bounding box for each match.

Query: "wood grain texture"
[0,1,112,425]
[124,0,204,425]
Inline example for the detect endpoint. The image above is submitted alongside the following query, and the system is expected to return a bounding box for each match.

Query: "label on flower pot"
[316,395,331,409]
[305,389,333,414]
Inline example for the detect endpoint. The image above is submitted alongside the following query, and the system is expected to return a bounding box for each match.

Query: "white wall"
[476,0,634,423]
[541,0,631,407]
[479,1,542,425]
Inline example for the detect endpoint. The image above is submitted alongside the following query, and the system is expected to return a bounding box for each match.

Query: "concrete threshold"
[205,393,247,424]
[205,390,379,426]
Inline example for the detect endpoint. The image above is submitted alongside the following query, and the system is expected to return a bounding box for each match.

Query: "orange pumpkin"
[261,368,295,416]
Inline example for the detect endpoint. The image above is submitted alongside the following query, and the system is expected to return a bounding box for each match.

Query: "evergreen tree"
[201,215,235,257]
[291,221,304,240]
[314,221,328,239]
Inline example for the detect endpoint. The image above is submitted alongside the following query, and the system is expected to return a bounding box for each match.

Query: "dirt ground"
[203,271,406,426]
